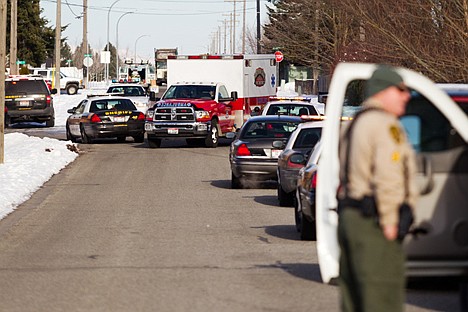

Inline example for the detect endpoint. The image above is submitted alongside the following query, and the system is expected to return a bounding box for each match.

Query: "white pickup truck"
[30,68,83,95]
[315,63,468,302]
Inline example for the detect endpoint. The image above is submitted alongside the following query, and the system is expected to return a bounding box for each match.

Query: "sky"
[39,0,271,63]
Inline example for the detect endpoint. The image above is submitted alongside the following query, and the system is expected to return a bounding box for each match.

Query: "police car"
[106,83,150,113]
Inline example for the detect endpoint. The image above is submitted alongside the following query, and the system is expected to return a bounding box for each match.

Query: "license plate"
[168,128,178,135]
[113,116,126,123]
[19,100,29,107]
[145,124,152,131]
[271,149,282,158]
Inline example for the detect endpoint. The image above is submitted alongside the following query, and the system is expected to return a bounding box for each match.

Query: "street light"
[115,11,133,81]
[134,34,150,63]
[106,0,120,83]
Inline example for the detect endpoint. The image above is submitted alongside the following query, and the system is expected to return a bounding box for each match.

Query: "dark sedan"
[66,96,145,143]
[229,115,303,189]
[295,141,322,241]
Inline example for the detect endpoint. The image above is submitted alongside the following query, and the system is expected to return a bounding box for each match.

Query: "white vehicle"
[154,48,178,86]
[117,61,156,88]
[106,83,150,113]
[167,54,279,128]
[316,63,468,290]
[260,96,323,117]
[30,68,83,95]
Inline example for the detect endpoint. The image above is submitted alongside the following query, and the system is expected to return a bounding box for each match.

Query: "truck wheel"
[117,136,126,143]
[66,84,78,95]
[133,133,145,143]
[147,138,161,148]
[80,125,93,144]
[205,120,219,148]
[45,118,55,127]
[231,172,242,189]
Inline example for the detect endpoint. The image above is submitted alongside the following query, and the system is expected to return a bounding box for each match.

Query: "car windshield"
[107,86,145,96]
[89,99,136,112]
[162,85,216,100]
[5,80,49,95]
[293,128,322,148]
[243,121,299,139]
[266,104,318,116]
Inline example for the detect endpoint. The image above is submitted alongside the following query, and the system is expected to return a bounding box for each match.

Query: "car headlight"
[195,110,210,120]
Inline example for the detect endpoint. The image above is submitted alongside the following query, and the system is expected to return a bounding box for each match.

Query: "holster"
[397,203,414,241]
[338,195,379,222]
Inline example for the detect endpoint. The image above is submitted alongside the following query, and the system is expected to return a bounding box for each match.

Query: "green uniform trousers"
[338,208,405,312]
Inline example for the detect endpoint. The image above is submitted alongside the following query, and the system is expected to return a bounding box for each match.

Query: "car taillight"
[236,143,251,156]
[287,158,304,169]
[90,113,102,123]
[46,95,52,105]
[137,112,145,121]
[311,172,317,189]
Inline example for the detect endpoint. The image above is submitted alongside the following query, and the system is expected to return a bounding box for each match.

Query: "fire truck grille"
[155,107,195,121]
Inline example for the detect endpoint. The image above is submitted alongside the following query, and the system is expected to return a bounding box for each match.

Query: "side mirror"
[51,89,58,95]
[250,106,261,116]
[225,132,237,139]
[230,91,238,101]
[67,108,76,114]
[289,153,306,165]
[149,91,157,101]
[272,140,286,149]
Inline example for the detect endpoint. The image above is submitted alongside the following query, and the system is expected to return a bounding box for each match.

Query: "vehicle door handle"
[420,155,434,195]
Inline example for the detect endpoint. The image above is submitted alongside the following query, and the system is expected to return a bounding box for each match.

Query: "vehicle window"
[405,94,464,152]
[243,121,299,139]
[75,101,86,114]
[218,85,230,100]
[293,128,322,149]
[90,99,136,111]
[267,104,318,116]
[5,80,49,95]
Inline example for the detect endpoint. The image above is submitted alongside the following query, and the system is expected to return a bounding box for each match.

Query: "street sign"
[101,51,111,64]
[16,60,25,65]
[84,54,92,57]
[274,51,284,63]
[83,56,93,67]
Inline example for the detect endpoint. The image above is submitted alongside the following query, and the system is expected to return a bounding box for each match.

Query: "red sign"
[274,51,284,62]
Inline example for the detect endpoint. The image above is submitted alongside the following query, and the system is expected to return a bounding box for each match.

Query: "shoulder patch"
[389,125,402,144]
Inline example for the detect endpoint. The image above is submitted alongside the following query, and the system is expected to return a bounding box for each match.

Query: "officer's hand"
[383,224,398,241]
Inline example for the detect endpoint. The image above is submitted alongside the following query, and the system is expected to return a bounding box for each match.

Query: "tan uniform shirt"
[338,98,419,226]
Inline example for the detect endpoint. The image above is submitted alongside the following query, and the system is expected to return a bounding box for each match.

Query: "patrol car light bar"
[300,115,353,121]
[168,55,244,60]
[269,96,312,102]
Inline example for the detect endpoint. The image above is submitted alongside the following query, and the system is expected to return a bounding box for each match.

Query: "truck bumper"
[145,121,210,138]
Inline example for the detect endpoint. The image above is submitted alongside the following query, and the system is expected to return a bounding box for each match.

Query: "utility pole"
[55,0,61,92]
[83,0,88,88]
[9,0,17,75]
[242,0,246,54]
[0,0,6,164]
[256,0,261,54]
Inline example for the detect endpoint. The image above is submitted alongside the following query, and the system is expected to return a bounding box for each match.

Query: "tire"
[231,172,242,189]
[461,280,468,312]
[80,125,93,144]
[66,84,78,95]
[45,117,55,127]
[66,124,77,143]
[4,115,10,128]
[117,136,126,143]
[147,138,161,148]
[205,119,219,148]
[133,133,145,143]
[294,190,302,233]
[277,177,294,207]
[300,211,317,241]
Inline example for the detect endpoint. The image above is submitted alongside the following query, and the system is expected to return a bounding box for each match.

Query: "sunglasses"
[395,84,410,93]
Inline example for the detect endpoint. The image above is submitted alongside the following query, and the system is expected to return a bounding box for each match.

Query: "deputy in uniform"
[337,65,419,312]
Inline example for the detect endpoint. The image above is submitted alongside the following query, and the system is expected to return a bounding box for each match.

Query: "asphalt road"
[0,135,462,311]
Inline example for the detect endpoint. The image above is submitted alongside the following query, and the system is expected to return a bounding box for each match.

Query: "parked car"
[295,141,322,241]
[5,75,57,127]
[106,83,150,113]
[66,96,145,144]
[277,121,323,207]
[229,115,303,189]
[261,96,322,117]
[30,68,83,95]
[315,62,468,295]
